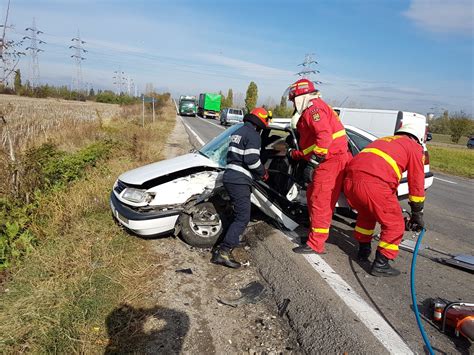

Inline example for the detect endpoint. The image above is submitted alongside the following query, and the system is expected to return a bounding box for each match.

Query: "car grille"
[114,180,128,194]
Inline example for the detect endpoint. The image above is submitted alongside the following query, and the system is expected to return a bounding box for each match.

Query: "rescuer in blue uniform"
[211,107,270,268]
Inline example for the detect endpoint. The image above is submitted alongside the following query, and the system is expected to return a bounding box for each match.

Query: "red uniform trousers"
[306,151,351,253]
[343,171,405,259]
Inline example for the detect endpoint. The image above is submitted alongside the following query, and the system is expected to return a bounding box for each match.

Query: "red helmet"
[288,79,316,101]
[244,107,270,129]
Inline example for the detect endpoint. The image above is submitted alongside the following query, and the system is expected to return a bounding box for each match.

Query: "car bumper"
[397,172,434,199]
[110,192,180,236]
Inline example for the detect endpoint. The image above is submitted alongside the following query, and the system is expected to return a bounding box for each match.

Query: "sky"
[3,0,473,114]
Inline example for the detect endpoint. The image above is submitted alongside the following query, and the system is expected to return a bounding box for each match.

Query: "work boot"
[292,244,326,254]
[211,247,241,269]
[370,251,400,277]
[357,242,372,262]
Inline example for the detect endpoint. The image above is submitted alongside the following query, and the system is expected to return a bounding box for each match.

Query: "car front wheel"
[178,201,226,248]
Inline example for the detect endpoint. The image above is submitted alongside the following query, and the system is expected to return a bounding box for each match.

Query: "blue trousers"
[221,182,252,250]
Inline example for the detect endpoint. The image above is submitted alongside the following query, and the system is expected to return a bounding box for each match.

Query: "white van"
[333,108,400,138]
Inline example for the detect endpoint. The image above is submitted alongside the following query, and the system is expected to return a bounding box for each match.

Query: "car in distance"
[220,108,244,126]
[467,137,474,149]
[110,120,434,248]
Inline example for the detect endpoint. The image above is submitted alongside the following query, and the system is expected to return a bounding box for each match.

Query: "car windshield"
[199,123,243,167]
[181,101,195,107]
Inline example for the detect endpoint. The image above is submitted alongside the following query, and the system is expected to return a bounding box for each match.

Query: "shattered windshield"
[199,124,243,167]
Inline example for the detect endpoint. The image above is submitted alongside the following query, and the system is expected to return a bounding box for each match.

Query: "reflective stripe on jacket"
[346,135,425,201]
[223,122,264,185]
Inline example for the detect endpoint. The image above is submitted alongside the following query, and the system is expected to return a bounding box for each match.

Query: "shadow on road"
[104,303,190,354]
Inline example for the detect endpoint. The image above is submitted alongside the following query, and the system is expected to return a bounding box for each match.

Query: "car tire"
[179,201,227,248]
[468,144,473,149]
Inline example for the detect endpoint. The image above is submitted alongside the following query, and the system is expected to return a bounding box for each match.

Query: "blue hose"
[410,228,435,355]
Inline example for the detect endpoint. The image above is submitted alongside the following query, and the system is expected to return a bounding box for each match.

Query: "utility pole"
[142,94,145,127]
[0,0,25,87]
[152,96,155,122]
[24,18,45,88]
[69,30,86,92]
[113,67,125,94]
[296,53,322,84]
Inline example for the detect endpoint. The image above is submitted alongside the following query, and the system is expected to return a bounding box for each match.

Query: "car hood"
[118,153,220,185]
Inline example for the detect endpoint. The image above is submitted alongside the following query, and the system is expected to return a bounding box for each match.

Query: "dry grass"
[0,97,176,353]
[0,95,121,153]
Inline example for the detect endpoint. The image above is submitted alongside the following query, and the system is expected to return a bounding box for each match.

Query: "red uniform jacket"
[293,98,348,160]
[346,135,425,203]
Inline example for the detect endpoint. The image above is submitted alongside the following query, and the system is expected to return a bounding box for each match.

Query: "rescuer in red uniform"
[343,112,427,276]
[286,79,351,254]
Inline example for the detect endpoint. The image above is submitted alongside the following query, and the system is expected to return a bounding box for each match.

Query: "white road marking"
[183,122,413,354]
[195,114,226,130]
[305,253,413,354]
[434,176,457,185]
[178,115,205,146]
[286,229,413,354]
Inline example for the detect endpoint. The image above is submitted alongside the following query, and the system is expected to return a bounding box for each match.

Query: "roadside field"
[428,144,474,178]
[429,133,469,146]
[0,94,122,153]
[0,96,177,353]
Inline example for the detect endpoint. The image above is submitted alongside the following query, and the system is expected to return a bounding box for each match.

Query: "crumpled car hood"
[119,153,219,185]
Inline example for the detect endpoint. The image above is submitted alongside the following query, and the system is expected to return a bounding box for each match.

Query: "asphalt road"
[180,114,474,354]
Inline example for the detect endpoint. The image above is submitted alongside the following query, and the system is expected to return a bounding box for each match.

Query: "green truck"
[198,93,221,119]
[179,95,197,116]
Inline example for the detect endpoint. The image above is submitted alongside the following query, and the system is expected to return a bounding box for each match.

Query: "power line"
[296,53,322,84]
[0,0,25,87]
[69,29,86,91]
[24,17,45,87]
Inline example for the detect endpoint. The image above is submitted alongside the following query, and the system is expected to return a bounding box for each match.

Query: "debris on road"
[175,268,193,274]
[217,281,267,307]
[278,298,290,317]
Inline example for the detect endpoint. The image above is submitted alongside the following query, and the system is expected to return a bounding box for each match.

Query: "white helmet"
[395,111,426,144]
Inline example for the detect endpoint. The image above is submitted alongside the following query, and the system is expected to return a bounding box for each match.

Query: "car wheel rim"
[189,210,222,238]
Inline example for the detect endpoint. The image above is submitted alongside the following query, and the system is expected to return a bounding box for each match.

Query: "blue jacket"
[223,122,265,185]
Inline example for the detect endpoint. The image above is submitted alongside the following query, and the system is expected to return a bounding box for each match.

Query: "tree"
[89,88,95,97]
[449,112,473,143]
[226,88,233,108]
[14,69,22,94]
[245,81,258,112]
[219,90,227,109]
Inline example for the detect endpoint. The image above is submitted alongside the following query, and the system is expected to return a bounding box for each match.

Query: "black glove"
[408,202,425,232]
[303,154,324,184]
[303,165,314,184]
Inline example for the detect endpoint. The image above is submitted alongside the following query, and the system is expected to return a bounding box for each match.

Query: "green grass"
[430,133,468,146]
[428,145,474,178]
[0,100,176,353]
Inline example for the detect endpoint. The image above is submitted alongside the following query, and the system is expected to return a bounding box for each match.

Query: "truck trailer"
[198,93,221,119]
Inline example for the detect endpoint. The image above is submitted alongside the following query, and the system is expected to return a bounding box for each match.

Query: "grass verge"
[428,145,474,178]
[0,99,176,353]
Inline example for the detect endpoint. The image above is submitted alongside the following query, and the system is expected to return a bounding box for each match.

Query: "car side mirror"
[426,133,432,142]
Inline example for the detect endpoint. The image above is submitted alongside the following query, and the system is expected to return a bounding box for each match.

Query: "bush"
[0,140,116,270]
[449,112,473,144]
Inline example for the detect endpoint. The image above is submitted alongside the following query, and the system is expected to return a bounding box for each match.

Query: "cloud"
[195,53,294,81]
[403,0,473,35]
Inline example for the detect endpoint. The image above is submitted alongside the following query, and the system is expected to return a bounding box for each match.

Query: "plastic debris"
[175,268,193,274]
[217,281,267,307]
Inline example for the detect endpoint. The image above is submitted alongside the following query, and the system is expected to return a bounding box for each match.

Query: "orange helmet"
[244,107,270,129]
[288,79,316,101]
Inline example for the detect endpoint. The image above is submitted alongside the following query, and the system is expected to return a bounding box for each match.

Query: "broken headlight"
[122,188,153,203]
